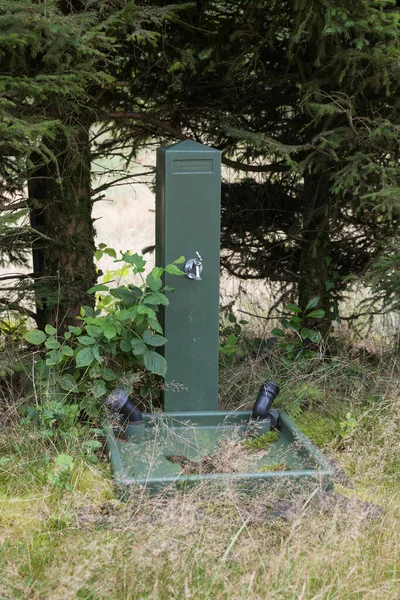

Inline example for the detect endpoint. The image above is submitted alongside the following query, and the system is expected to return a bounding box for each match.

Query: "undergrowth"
[0,336,399,599]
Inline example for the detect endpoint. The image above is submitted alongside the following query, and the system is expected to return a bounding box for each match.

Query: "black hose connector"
[251,381,280,420]
[268,408,280,430]
[106,389,143,423]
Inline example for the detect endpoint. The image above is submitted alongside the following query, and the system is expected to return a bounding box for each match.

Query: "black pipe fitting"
[106,389,143,423]
[268,408,280,430]
[251,381,280,421]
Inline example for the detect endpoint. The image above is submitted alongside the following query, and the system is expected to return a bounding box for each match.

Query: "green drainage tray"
[105,410,334,495]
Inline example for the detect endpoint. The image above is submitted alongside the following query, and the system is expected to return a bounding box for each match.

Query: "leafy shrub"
[272,297,325,361]
[219,312,247,359]
[24,251,184,425]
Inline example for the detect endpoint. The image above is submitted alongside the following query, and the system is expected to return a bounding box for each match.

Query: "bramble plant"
[271,297,325,361]
[219,312,247,358]
[24,251,185,424]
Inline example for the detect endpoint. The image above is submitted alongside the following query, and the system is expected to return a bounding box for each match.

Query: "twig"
[0,299,37,320]
[91,171,155,197]
[237,309,281,320]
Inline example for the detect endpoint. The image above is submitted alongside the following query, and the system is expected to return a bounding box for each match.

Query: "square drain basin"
[105,410,334,495]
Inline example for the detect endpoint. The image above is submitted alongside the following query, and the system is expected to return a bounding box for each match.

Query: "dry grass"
[0,353,399,599]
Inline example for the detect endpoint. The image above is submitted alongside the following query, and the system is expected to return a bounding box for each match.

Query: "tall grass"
[0,348,399,599]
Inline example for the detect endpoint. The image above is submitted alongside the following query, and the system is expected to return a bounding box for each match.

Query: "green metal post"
[156,140,221,412]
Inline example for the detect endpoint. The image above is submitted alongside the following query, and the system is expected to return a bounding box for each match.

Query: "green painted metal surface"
[105,410,334,496]
[156,140,221,412]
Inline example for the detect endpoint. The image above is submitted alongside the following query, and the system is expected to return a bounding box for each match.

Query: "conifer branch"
[106,112,290,173]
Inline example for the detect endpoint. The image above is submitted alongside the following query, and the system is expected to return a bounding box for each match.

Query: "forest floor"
[0,345,399,600]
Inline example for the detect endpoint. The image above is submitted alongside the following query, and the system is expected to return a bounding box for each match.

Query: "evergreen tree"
[0,0,178,328]
[108,0,400,333]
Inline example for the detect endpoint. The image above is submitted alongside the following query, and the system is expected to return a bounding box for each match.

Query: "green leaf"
[289,316,301,325]
[143,351,167,377]
[143,292,169,306]
[120,339,131,352]
[92,345,103,363]
[115,308,138,321]
[122,252,146,272]
[85,325,102,338]
[148,318,163,334]
[325,280,335,292]
[45,350,64,366]
[308,330,321,343]
[165,263,184,276]
[225,333,237,346]
[146,272,162,292]
[89,363,102,379]
[62,345,73,357]
[342,274,357,283]
[93,379,107,399]
[271,328,285,337]
[307,309,325,319]
[68,326,82,335]
[111,287,140,304]
[305,297,319,311]
[56,454,74,467]
[174,255,185,264]
[59,374,78,392]
[102,368,118,381]
[285,304,302,314]
[128,285,143,297]
[78,336,97,346]
[64,331,72,340]
[25,330,46,345]
[103,323,117,340]
[151,266,163,279]
[300,327,311,339]
[80,306,94,318]
[131,338,147,355]
[135,314,145,327]
[45,324,56,335]
[76,347,95,368]
[82,439,102,451]
[87,283,109,294]
[143,330,167,347]
[103,248,117,258]
[45,337,61,350]
[94,250,103,260]
[136,305,157,320]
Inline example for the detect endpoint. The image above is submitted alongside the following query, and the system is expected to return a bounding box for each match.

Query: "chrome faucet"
[185,251,203,280]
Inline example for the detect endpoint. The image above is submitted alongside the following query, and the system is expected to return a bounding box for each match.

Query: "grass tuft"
[242,430,280,451]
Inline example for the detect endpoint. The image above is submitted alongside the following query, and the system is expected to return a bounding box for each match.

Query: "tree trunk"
[28,125,97,330]
[298,172,332,338]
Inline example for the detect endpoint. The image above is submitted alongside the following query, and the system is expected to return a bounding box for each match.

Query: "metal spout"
[185,251,203,280]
